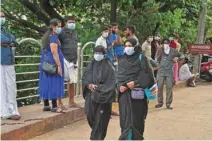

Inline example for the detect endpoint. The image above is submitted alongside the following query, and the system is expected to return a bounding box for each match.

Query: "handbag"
[42,47,57,74]
[131,88,145,100]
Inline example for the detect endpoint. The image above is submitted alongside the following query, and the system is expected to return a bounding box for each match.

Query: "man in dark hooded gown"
[117,38,154,140]
[82,46,116,140]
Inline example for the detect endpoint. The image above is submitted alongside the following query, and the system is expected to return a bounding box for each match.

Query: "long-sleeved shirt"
[157,48,181,75]
[1,26,17,65]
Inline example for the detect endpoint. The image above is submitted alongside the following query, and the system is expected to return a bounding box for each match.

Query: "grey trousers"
[157,73,174,107]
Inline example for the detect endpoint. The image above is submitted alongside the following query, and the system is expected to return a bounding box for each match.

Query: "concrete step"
[1,81,187,140]
[1,97,85,140]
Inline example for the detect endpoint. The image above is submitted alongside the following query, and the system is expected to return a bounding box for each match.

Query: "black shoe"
[43,106,51,111]
[166,106,173,110]
[155,104,163,108]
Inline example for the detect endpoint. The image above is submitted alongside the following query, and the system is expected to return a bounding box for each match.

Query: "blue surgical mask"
[67,23,76,30]
[94,54,104,61]
[0,18,6,25]
[56,27,62,34]
[124,47,135,55]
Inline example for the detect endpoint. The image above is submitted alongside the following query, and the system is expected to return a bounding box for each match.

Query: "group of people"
[1,11,195,140]
[39,16,80,113]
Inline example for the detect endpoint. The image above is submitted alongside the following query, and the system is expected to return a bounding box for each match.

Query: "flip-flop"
[51,107,67,113]
[10,115,21,120]
[58,104,67,110]
[69,103,81,108]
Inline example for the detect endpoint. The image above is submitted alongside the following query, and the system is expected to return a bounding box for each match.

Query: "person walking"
[82,46,116,140]
[117,38,154,140]
[1,11,20,120]
[39,19,65,113]
[155,39,182,110]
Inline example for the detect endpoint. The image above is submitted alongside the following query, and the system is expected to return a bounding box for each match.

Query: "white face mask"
[148,37,153,42]
[102,32,109,38]
[154,36,160,40]
[124,47,135,55]
[94,54,104,61]
[169,37,174,41]
[164,44,170,54]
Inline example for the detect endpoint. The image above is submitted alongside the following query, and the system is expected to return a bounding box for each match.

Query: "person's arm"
[113,35,122,45]
[49,35,62,76]
[173,49,182,58]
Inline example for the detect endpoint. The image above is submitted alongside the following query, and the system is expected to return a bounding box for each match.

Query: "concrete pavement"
[32,82,212,140]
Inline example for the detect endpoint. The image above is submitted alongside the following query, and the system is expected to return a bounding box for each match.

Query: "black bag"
[137,54,155,89]
[42,47,57,74]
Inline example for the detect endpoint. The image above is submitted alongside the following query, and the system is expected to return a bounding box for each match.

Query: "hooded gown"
[116,52,150,140]
[82,58,116,140]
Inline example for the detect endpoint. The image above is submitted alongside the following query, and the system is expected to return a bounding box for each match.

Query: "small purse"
[42,61,57,74]
[42,47,57,75]
[131,88,145,100]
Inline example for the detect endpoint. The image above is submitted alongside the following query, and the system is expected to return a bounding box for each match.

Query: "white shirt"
[142,41,152,59]
[95,36,107,49]
[179,64,192,81]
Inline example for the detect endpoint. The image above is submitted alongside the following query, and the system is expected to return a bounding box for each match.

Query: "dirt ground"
[32,82,212,140]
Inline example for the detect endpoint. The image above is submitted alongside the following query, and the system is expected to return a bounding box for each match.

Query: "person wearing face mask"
[82,46,116,140]
[58,15,80,109]
[1,11,20,120]
[116,38,154,140]
[39,19,65,113]
[95,26,109,49]
[142,35,154,60]
[155,39,182,110]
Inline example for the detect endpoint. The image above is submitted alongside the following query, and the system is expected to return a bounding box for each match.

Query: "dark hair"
[101,26,109,31]
[94,45,106,54]
[124,38,137,47]
[111,23,117,27]
[42,19,61,47]
[126,25,135,33]
[65,15,75,22]
[184,57,188,64]
[162,38,170,44]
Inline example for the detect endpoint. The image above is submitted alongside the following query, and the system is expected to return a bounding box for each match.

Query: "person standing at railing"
[39,19,66,113]
[0,11,20,120]
[58,15,80,109]
[95,26,109,49]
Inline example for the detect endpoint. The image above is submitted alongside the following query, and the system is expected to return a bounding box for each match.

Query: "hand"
[120,86,127,93]
[127,81,135,89]
[88,84,98,92]
[57,66,62,76]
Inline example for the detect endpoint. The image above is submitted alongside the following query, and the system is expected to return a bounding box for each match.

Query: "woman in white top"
[179,57,197,87]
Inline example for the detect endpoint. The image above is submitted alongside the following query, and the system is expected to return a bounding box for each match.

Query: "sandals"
[51,107,67,113]
[10,115,21,120]
[69,103,81,108]
[58,104,67,110]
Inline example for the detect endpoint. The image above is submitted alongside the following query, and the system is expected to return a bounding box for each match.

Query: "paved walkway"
[32,82,212,140]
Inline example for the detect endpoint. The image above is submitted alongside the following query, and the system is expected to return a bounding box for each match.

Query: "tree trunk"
[110,0,117,24]
[193,0,208,74]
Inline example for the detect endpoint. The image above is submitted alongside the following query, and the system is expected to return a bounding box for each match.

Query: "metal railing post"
[76,43,82,97]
